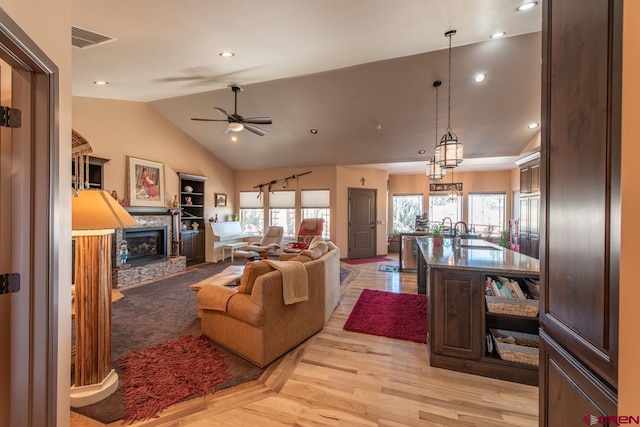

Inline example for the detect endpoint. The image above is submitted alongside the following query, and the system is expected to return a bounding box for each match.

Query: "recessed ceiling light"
[474,73,487,82]
[93,80,109,85]
[219,51,235,58]
[490,32,506,39]
[517,2,537,11]
[528,122,540,129]
[310,129,318,134]
[418,150,426,155]
[231,136,238,142]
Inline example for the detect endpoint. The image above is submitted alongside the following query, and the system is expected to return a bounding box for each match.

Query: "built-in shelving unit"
[178,172,207,265]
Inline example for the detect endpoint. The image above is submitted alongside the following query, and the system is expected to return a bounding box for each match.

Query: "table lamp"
[70,189,138,407]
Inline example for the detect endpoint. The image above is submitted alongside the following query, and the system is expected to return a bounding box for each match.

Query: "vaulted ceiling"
[72,0,542,173]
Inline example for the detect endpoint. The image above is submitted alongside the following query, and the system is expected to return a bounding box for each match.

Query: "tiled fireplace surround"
[112,207,186,287]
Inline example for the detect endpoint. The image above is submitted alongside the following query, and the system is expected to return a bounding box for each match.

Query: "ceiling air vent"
[72,26,115,49]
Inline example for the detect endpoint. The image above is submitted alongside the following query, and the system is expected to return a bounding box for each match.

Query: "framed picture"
[215,193,227,207]
[127,156,166,207]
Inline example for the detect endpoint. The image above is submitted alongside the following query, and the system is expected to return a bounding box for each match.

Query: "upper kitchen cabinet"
[518,156,540,194]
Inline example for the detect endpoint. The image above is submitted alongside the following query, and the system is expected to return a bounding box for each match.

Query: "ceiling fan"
[191,85,272,136]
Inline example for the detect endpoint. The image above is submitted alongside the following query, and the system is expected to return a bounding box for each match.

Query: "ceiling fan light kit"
[190,84,272,136]
[435,29,463,169]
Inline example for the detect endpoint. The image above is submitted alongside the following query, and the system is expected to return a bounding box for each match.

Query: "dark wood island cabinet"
[417,237,540,386]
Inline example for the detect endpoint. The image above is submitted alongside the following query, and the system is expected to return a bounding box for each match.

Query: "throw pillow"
[300,248,323,260]
[307,239,329,255]
[238,261,275,294]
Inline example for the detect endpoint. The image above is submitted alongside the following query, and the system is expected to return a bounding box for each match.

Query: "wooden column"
[73,232,114,387]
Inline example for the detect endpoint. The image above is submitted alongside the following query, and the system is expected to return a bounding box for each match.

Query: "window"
[269,190,296,239]
[468,193,506,235]
[429,194,462,225]
[239,191,264,234]
[392,194,423,232]
[301,189,330,240]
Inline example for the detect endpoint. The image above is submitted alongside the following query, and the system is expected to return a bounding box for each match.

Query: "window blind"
[301,189,330,208]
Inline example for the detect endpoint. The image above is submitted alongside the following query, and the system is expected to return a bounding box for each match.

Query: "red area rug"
[343,256,393,265]
[119,335,231,422]
[343,289,427,343]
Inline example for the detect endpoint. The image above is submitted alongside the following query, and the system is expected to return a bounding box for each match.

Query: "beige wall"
[619,0,640,413]
[388,170,515,234]
[336,167,389,256]
[0,1,72,426]
[73,96,236,227]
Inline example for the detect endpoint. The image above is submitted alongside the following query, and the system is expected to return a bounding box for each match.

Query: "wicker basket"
[490,329,539,366]
[485,295,539,317]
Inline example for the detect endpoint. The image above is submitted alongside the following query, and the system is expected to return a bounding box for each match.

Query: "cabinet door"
[541,0,620,396]
[539,332,616,427]
[530,163,540,193]
[181,231,194,260]
[520,167,531,194]
[192,230,205,264]
[430,269,483,360]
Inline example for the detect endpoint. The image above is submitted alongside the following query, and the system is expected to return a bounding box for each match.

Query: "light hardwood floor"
[70,255,538,427]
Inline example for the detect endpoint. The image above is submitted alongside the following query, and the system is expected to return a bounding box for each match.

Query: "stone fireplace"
[122,226,168,265]
[112,207,186,287]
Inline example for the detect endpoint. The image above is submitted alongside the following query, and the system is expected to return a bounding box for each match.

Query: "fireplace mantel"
[124,206,173,215]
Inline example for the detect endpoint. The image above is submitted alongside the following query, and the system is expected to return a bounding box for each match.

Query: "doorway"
[347,188,376,259]
[0,8,59,427]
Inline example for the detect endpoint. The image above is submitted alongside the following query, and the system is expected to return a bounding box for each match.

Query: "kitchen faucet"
[454,221,469,237]
[441,217,453,233]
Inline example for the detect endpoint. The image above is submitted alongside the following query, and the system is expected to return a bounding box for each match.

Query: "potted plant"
[430,225,444,247]
[388,229,400,253]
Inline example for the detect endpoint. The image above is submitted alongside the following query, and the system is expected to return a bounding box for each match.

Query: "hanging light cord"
[447,31,453,133]
[435,82,439,146]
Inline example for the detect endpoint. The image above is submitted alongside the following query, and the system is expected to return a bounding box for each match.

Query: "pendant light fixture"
[426,80,446,180]
[446,169,460,202]
[435,30,463,169]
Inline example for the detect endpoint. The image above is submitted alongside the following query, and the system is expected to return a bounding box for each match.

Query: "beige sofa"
[197,242,340,367]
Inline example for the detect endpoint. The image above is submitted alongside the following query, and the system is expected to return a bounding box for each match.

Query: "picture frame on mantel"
[215,193,227,207]
[127,156,166,207]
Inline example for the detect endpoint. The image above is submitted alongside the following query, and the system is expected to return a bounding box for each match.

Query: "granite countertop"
[416,237,540,276]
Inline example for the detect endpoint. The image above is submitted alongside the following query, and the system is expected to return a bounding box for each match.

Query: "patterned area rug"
[120,335,231,422]
[343,289,427,343]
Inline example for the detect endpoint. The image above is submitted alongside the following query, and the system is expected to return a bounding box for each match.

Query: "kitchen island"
[417,237,540,385]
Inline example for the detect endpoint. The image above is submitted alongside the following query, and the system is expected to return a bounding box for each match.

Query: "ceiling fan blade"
[243,123,268,136]
[223,126,233,135]
[214,107,231,118]
[242,117,272,125]
[191,117,228,122]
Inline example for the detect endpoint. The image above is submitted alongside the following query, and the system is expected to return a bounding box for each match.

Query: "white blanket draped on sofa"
[262,259,309,304]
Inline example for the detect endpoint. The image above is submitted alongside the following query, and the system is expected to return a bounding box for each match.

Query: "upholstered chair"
[246,226,284,258]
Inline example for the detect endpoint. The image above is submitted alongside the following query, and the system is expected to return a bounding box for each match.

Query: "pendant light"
[446,170,460,202]
[435,30,463,169]
[426,80,446,180]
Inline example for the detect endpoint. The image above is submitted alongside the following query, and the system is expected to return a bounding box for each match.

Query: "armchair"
[284,218,325,253]
[246,226,284,258]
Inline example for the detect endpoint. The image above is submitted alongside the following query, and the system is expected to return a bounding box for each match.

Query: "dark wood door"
[430,269,483,360]
[540,0,621,423]
[348,188,376,259]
